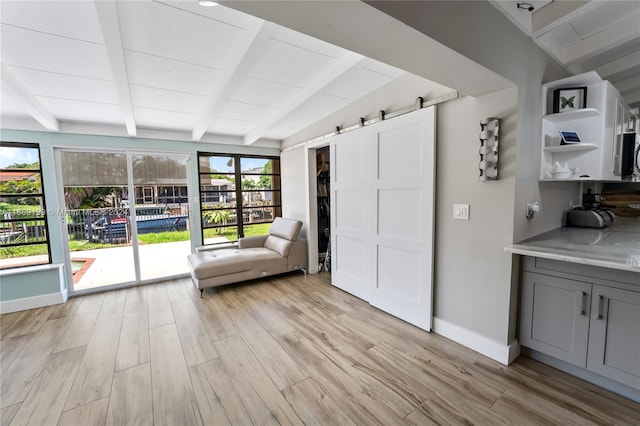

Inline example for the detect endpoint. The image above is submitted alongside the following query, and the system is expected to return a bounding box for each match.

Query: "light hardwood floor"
[1,273,638,425]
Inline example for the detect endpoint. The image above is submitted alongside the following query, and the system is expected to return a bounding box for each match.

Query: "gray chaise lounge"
[187,217,307,296]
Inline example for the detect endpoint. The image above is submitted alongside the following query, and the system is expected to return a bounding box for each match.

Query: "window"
[0,142,51,269]
[198,153,281,245]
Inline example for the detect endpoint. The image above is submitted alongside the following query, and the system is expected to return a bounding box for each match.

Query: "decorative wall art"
[478,117,500,181]
[553,87,587,113]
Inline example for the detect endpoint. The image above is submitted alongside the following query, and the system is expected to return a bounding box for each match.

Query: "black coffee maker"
[582,188,604,209]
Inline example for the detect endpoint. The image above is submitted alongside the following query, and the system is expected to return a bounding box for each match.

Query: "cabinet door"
[520,272,591,367]
[587,285,640,389]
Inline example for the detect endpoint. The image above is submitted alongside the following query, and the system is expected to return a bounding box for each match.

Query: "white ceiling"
[3,1,637,146]
[493,0,640,109]
[0,0,407,145]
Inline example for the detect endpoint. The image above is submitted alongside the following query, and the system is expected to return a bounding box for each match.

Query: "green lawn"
[203,223,270,242]
[138,230,190,244]
[0,244,48,259]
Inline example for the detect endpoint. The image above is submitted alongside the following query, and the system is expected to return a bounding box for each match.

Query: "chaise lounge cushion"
[189,248,286,280]
[268,218,302,241]
[264,235,292,256]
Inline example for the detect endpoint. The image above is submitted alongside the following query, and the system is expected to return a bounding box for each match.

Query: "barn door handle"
[596,295,604,320]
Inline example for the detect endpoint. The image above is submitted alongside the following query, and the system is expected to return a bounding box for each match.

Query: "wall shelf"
[543,143,598,153]
[539,177,595,182]
[543,108,600,123]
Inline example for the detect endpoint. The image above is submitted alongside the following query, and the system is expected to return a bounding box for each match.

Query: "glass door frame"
[55,147,195,296]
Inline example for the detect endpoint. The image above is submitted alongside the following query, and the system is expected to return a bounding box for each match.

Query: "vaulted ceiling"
[493,0,640,109]
[2,1,639,146]
[0,0,406,145]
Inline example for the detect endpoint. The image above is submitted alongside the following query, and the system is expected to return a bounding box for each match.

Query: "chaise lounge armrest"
[238,234,268,249]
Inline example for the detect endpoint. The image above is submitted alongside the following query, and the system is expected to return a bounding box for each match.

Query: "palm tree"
[203,209,231,234]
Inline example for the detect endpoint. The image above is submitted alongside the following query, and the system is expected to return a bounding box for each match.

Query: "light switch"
[453,203,470,220]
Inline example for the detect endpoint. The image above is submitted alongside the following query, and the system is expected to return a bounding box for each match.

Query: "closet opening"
[316,146,331,272]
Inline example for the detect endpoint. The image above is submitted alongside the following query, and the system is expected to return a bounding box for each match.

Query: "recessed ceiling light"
[198,0,218,6]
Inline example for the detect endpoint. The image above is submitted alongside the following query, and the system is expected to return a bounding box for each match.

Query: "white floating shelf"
[542,108,600,123]
[543,143,598,153]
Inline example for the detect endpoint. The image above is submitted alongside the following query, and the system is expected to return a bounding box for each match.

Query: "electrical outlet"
[453,203,470,220]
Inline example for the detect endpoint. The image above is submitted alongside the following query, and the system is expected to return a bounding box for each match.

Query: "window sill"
[0,263,63,277]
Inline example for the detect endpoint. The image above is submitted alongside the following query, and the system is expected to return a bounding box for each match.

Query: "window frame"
[0,141,52,269]
[197,152,281,245]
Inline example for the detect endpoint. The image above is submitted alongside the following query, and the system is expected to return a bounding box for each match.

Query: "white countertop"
[506,217,640,273]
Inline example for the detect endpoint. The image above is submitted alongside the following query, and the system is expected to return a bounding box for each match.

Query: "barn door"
[368,107,436,331]
[329,107,435,331]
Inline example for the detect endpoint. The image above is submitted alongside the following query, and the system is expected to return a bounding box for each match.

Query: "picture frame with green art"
[553,86,587,113]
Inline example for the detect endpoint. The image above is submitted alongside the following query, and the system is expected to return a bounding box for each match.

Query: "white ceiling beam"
[191,20,275,141]
[531,0,592,37]
[562,12,640,65]
[1,64,60,131]
[613,75,640,94]
[94,0,136,137]
[243,52,363,145]
[623,88,640,105]
[595,52,640,79]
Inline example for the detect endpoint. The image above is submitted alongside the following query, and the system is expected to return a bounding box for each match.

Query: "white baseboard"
[433,317,520,365]
[0,290,67,314]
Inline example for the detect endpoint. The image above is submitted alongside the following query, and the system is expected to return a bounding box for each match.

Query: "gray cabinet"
[520,257,640,394]
[587,285,640,389]
[520,272,591,367]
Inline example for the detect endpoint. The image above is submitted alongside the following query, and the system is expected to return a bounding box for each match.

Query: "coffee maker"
[566,189,614,228]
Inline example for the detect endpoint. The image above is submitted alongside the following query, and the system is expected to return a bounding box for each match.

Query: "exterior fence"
[0,219,47,245]
[67,205,189,244]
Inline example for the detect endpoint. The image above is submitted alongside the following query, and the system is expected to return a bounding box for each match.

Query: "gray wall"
[434,87,517,343]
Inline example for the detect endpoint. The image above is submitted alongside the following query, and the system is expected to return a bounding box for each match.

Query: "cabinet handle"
[596,295,604,320]
[579,291,587,315]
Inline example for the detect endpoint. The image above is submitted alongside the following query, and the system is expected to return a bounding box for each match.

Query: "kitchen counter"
[506,217,640,273]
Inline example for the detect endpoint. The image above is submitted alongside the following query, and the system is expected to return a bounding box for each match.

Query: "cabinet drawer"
[520,272,591,367]
[523,256,640,289]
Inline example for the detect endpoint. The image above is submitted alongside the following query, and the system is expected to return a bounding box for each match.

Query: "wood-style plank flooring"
[1,273,638,425]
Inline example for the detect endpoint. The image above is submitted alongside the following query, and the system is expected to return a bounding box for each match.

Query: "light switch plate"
[453,203,470,220]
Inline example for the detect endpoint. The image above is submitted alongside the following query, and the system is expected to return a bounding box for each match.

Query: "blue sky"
[207,156,268,173]
[0,146,39,168]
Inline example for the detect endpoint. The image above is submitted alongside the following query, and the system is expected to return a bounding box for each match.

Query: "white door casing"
[330,106,436,330]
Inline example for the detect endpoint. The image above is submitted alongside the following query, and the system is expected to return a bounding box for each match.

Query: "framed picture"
[553,87,587,113]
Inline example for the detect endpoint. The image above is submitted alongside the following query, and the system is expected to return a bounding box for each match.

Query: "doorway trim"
[304,139,332,274]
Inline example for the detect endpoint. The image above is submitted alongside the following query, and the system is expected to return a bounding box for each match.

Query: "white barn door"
[368,108,435,331]
[330,107,435,331]
[330,131,371,301]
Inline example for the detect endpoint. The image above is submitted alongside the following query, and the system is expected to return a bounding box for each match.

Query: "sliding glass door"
[132,153,190,281]
[58,149,192,292]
